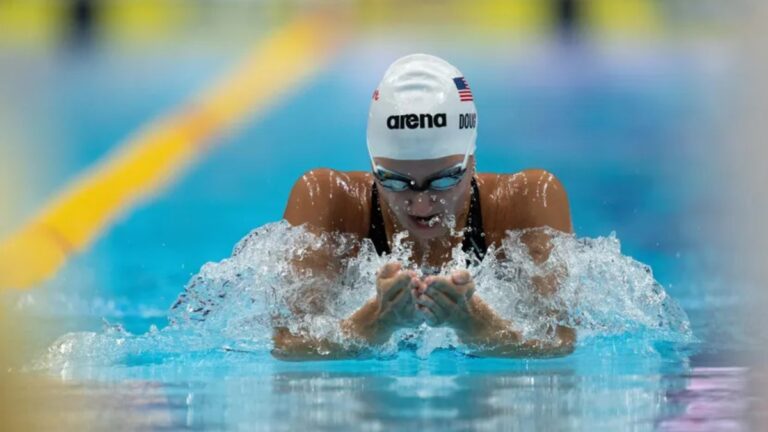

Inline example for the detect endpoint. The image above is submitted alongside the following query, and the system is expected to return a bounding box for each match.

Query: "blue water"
[2,34,749,430]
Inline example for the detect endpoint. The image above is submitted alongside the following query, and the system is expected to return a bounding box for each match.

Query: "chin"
[405,225,449,241]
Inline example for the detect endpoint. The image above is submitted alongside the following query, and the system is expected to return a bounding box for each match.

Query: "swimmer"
[273,54,575,360]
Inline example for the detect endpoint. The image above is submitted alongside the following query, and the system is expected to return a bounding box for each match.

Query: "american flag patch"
[453,77,473,102]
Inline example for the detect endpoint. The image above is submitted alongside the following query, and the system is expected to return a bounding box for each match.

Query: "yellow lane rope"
[0,12,343,290]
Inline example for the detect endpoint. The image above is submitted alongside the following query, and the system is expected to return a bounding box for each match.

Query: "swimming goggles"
[371,147,471,193]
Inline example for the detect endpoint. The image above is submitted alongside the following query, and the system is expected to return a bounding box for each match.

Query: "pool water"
[3,33,753,430]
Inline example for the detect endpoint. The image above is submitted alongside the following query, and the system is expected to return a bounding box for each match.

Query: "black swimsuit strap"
[368,178,487,261]
[368,182,390,256]
[463,178,488,261]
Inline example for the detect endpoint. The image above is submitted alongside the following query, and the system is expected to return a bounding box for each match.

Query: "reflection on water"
[17,350,750,431]
[659,367,749,432]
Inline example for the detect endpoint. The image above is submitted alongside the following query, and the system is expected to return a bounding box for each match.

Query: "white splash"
[32,222,693,372]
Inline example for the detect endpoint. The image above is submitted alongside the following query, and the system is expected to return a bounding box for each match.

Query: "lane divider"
[0,12,343,290]
[584,0,662,37]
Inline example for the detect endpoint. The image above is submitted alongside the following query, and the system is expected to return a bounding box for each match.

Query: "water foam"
[33,221,693,371]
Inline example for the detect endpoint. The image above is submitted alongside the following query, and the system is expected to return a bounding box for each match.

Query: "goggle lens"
[374,164,466,192]
[428,175,463,190]
[379,178,411,192]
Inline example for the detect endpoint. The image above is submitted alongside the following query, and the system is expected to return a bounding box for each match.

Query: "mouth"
[408,213,442,229]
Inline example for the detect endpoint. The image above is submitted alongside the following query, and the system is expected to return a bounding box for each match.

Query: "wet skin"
[274,155,576,360]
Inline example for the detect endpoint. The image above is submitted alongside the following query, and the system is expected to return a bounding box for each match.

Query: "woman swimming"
[274,54,575,360]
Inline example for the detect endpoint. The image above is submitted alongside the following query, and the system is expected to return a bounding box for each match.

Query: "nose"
[407,192,435,217]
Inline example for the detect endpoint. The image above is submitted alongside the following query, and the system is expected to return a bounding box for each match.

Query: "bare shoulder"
[477,169,572,236]
[283,168,373,236]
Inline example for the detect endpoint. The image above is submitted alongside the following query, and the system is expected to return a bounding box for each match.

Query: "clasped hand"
[373,262,476,332]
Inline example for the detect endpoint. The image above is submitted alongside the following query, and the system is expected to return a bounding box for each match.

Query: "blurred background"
[0,0,765,429]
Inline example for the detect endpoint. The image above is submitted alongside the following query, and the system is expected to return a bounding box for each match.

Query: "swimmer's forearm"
[455,297,575,358]
[341,299,394,345]
[271,300,393,361]
[271,326,375,361]
[461,326,575,358]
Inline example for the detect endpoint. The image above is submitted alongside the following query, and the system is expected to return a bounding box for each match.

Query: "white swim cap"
[367,53,477,162]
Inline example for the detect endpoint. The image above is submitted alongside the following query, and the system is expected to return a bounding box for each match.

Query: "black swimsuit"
[367,177,488,262]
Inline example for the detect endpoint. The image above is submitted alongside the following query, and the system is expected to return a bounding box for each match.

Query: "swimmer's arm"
[271,328,363,361]
[274,170,374,360]
[454,296,575,358]
[461,170,575,357]
[271,301,392,361]
[521,229,577,356]
[503,170,575,356]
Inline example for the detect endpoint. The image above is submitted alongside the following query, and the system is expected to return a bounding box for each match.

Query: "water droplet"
[34,221,692,368]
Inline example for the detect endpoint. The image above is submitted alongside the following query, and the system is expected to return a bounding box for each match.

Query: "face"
[373,155,475,240]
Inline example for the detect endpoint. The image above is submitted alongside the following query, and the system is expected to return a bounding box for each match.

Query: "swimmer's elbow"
[271,327,313,361]
[478,326,576,359]
[271,326,359,361]
[522,326,575,358]
[535,326,576,357]
[272,327,289,353]
[547,326,576,357]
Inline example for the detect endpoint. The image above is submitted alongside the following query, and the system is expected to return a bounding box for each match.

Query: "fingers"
[424,276,461,304]
[380,266,474,326]
[378,262,401,279]
[384,271,420,303]
[390,287,407,305]
[465,284,475,301]
[415,293,448,323]
[378,262,406,301]
[383,277,408,301]
[423,271,475,304]
[451,269,470,285]
[393,277,420,306]
[425,286,456,310]
[416,304,439,326]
